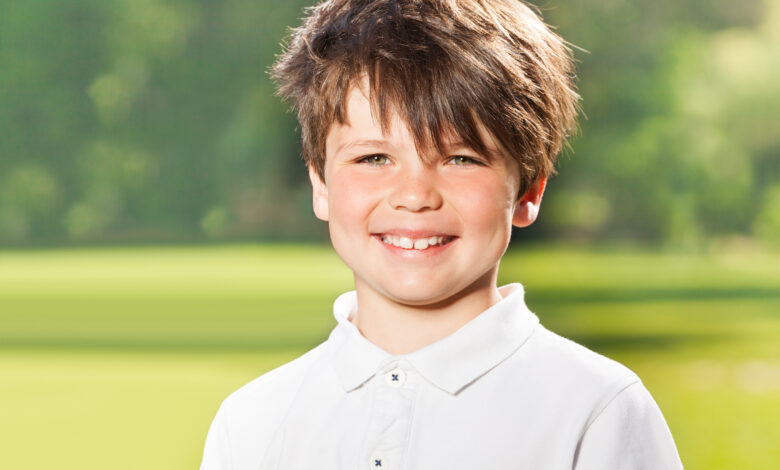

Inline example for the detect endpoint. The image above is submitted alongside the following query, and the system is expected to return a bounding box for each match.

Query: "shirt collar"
[328,291,391,392]
[328,283,539,395]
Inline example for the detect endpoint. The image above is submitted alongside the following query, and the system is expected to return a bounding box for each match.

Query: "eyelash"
[356,154,484,166]
[448,155,483,166]
[356,154,389,166]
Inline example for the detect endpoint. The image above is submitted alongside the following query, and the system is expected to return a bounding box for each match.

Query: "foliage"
[0,0,778,246]
[542,0,780,246]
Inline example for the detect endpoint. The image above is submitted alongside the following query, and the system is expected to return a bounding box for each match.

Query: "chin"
[380,283,457,306]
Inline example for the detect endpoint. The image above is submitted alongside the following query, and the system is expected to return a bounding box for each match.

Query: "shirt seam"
[580,378,642,436]
[254,345,331,465]
[399,378,422,469]
[220,400,234,470]
[356,378,381,467]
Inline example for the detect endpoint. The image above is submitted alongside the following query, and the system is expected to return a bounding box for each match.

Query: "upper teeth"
[380,235,450,250]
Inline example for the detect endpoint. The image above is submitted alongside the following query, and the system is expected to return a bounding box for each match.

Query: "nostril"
[388,184,444,212]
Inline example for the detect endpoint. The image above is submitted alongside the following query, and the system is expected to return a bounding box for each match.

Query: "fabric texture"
[201,283,683,470]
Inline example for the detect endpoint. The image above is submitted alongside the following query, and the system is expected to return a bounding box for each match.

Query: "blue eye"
[358,154,389,165]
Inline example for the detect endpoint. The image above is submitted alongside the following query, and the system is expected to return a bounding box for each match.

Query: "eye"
[356,154,390,166]
[448,155,483,166]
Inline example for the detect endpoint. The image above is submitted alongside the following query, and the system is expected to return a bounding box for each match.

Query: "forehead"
[325,83,508,164]
[325,84,406,155]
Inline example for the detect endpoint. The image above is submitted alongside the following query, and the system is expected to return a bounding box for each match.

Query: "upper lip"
[373,229,457,238]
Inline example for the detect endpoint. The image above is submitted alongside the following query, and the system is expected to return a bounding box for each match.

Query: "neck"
[351,272,503,355]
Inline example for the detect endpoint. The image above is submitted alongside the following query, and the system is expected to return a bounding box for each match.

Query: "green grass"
[1,243,779,469]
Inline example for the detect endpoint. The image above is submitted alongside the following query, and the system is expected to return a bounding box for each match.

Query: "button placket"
[363,362,415,469]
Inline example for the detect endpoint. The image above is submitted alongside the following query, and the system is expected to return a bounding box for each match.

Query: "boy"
[201,0,683,468]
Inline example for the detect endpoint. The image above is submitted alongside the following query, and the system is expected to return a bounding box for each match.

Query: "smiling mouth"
[377,234,457,251]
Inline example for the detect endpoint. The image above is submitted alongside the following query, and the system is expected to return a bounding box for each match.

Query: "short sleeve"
[201,402,232,470]
[573,381,683,470]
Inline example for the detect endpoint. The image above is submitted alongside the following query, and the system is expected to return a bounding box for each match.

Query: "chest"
[256,366,587,470]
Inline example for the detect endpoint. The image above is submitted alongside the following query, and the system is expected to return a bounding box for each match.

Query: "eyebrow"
[334,139,390,156]
[335,138,503,162]
[445,140,502,162]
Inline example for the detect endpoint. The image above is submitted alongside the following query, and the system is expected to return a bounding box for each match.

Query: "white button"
[370,455,387,468]
[384,367,406,387]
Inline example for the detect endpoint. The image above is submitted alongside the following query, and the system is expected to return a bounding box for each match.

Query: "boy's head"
[272,0,579,196]
[272,0,579,308]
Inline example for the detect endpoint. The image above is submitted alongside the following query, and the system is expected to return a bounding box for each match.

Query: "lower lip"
[372,235,457,259]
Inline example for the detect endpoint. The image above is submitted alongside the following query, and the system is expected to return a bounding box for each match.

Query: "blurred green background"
[1,0,779,468]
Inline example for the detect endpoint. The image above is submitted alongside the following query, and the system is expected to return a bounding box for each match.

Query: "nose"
[387,165,443,212]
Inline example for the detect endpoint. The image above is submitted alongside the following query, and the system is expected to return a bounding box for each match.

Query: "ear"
[308,165,329,221]
[512,178,547,228]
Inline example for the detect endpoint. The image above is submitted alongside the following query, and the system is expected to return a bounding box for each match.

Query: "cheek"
[328,170,382,226]
[449,175,517,229]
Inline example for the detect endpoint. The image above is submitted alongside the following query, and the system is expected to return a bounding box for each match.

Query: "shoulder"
[203,340,331,468]
[507,325,683,466]
[221,340,331,421]
[527,325,640,388]
[573,375,683,468]
[513,324,642,420]
[201,341,332,469]
[525,325,682,464]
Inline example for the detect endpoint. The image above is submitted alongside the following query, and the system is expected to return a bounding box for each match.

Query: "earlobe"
[512,178,547,228]
[308,165,329,221]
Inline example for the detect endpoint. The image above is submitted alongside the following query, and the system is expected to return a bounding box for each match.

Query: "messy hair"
[272,0,580,195]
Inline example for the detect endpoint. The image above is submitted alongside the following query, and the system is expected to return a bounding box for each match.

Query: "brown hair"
[272,0,579,195]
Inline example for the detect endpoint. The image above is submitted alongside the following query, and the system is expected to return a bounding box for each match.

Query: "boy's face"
[310,84,545,308]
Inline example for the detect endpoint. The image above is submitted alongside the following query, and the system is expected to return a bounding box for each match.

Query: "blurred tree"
[0,0,776,246]
[540,0,778,247]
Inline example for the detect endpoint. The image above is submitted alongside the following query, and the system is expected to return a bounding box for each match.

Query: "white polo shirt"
[201,283,683,469]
